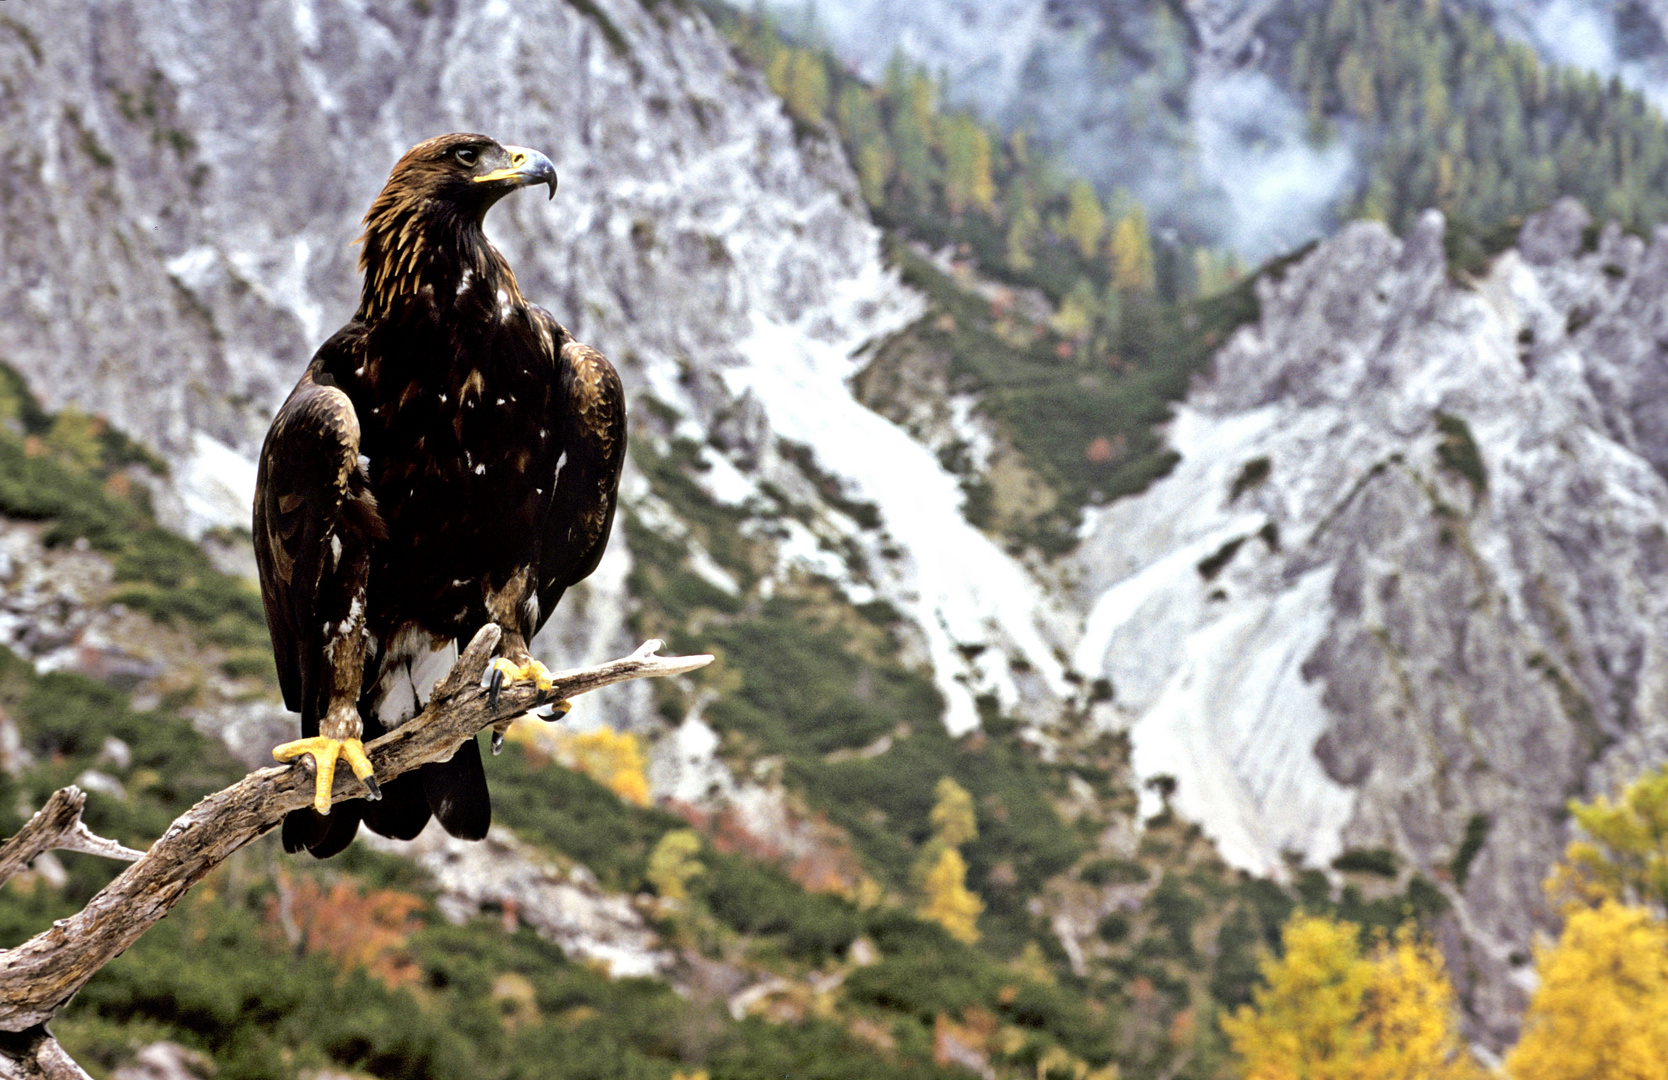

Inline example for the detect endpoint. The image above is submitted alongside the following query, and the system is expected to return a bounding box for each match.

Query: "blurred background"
[2,0,1667,1076]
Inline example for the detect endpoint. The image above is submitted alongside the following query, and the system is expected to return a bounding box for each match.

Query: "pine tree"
[940,113,995,217]
[1005,186,1042,272]
[836,83,892,205]
[1110,205,1156,293]
[887,67,940,208]
[1064,179,1107,260]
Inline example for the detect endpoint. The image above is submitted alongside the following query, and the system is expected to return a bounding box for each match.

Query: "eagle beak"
[473,146,558,200]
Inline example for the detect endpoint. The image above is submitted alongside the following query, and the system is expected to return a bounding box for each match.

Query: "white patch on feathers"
[371,627,459,729]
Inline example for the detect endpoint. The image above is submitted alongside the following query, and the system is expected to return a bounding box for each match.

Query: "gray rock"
[1074,205,1668,1047]
[111,1042,215,1080]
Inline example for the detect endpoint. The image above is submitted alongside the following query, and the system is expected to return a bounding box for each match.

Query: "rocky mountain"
[0,0,1068,720]
[4,0,1668,1066]
[1073,199,1668,1045]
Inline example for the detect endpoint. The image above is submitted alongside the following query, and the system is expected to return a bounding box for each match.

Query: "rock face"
[0,0,1069,724]
[373,825,671,979]
[1074,200,1668,1045]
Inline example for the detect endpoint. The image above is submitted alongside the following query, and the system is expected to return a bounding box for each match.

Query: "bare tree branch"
[0,1025,94,1080]
[0,628,711,1034]
[0,789,146,889]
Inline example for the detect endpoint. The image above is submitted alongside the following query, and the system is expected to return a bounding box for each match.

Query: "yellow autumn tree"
[930,776,977,846]
[919,844,982,944]
[646,828,705,902]
[1505,766,1668,1079]
[1222,913,1477,1080]
[917,775,982,942]
[1064,180,1107,260]
[556,727,650,806]
[1109,205,1156,293]
[770,48,829,126]
[1552,762,1668,912]
[1505,901,1668,1080]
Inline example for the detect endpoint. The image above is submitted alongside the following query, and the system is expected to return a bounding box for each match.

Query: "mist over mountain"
[764,0,1668,259]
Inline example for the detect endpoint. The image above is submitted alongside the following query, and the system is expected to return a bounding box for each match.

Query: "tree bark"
[0,789,145,889]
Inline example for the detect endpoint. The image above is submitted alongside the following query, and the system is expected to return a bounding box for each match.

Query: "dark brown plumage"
[254,133,626,857]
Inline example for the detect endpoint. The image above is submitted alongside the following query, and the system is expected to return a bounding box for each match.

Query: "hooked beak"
[472,145,558,200]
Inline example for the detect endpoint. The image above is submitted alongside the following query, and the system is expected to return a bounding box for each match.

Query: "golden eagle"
[254,134,626,857]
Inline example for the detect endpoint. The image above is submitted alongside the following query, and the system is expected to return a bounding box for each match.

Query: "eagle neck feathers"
[356,195,524,324]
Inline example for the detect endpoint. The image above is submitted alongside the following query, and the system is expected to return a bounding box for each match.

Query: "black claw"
[488,666,504,713]
[491,730,505,755]
[363,774,383,801]
[533,687,550,708]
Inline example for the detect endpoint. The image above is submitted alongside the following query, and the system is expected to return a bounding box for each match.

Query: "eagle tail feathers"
[420,736,492,841]
[282,803,363,859]
[360,772,432,841]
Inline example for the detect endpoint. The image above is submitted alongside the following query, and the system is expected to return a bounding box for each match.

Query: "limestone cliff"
[1074,201,1668,1043]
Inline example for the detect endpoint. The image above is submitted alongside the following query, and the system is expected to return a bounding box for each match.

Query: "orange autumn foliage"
[267,874,424,989]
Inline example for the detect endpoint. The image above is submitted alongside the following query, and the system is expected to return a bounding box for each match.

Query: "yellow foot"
[273,736,381,815]
[481,656,565,712]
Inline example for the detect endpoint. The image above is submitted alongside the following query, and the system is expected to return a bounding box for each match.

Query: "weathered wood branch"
[0,788,146,889]
[0,629,711,1031]
[0,1025,94,1080]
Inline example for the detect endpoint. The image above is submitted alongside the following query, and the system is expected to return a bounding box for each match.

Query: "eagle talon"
[482,656,558,716]
[490,717,515,755]
[274,736,380,814]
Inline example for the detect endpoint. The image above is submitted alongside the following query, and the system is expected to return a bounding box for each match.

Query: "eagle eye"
[454,146,479,167]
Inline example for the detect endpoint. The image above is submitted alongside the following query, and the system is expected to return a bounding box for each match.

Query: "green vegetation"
[1434,412,1488,494]
[1450,813,1491,890]
[1332,848,1400,878]
[0,629,1033,1080]
[873,247,1261,552]
[0,363,273,684]
[0,363,273,680]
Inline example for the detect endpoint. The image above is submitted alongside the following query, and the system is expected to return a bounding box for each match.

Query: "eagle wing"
[529,306,627,630]
[253,361,382,724]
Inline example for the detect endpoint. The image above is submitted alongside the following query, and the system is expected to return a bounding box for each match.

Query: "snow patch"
[172,432,259,539]
[728,272,1072,735]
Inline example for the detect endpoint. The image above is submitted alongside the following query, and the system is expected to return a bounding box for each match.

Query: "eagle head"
[357,134,558,317]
